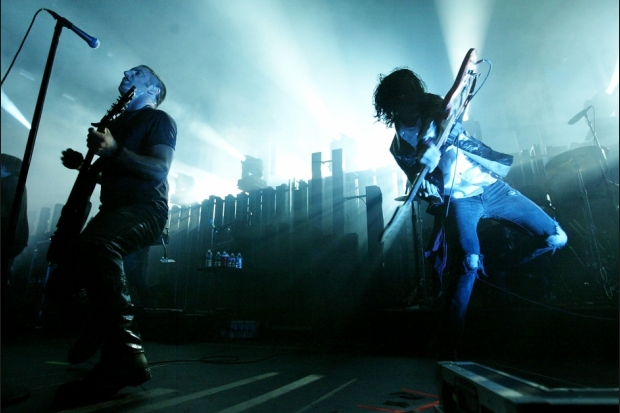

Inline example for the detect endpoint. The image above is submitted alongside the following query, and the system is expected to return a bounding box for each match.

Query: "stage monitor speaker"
[436,361,618,413]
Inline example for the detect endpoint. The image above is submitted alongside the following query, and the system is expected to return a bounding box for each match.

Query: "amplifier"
[436,361,618,413]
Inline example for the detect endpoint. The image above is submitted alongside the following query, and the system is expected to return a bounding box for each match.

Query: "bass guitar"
[47,86,135,263]
[380,48,480,246]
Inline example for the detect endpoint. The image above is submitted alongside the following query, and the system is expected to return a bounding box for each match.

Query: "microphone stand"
[1,18,67,409]
[582,112,618,300]
[583,112,618,222]
[584,112,603,157]
[2,19,65,277]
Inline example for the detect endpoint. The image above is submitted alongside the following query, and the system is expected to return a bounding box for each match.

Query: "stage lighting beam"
[1,88,31,129]
[605,57,618,95]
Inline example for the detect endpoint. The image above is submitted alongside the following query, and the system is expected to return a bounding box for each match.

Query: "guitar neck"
[82,150,96,171]
[47,87,135,264]
[380,49,479,246]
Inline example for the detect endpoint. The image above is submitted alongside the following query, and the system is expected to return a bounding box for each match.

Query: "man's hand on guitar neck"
[417,140,441,172]
[87,123,174,182]
[61,148,84,170]
[87,126,119,157]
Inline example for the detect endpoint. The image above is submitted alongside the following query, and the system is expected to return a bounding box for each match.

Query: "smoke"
[1,0,617,231]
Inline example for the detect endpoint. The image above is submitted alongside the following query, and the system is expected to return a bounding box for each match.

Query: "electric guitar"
[47,86,135,263]
[380,48,479,246]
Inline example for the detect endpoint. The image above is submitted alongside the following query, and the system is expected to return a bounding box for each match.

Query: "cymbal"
[545,145,607,175]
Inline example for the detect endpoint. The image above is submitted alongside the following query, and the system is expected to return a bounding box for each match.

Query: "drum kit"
[543,143,617,298]
[472,142,618,306]
[545,145,611,205]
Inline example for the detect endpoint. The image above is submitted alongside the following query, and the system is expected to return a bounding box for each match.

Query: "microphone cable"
[477,277,618,322]
[1,8,45,87]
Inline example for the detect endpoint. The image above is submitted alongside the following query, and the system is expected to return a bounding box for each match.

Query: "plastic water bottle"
[228,253,236,268]
[236,253,242,269]
[221,251,229,267]
[205,249,213,267]
[214,251,222,266]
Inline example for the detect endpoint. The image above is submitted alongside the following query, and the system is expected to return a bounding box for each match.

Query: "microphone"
[568,105,593,125]
[44,9,100,49]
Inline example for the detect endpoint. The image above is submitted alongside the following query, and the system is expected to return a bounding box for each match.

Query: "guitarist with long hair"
[373,65,567,361]
[50,65,176,408]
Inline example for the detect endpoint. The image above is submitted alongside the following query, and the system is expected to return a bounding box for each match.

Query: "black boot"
[68,327,105,364]
[54,258,151,408]
[54,306,151,407]
[53,351,151,408]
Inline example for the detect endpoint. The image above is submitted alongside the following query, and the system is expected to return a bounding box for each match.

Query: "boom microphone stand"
[2,9,100,281]
[2,12,98,407]
[583,110,618,217]
[1,19,63,279]
[1,17,65,411]
[571,108,618,299]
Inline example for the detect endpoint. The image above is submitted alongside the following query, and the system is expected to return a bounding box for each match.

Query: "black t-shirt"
[98,107,177,215]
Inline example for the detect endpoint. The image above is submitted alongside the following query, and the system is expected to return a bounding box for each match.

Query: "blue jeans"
[436,180,567,357]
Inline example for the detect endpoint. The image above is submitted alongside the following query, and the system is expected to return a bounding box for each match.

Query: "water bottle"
[236,253,242,269]
[221,251,229,267]
[205,249,213,267]
[228,253,236,268]
[214,251,222,267]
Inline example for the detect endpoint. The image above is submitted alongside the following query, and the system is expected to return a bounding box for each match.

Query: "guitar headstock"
[436,48,479,147]
[98,86,136,129]
[442,48,478,123]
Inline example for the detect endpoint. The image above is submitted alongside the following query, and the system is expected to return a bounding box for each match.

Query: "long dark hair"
[373,68,439,128]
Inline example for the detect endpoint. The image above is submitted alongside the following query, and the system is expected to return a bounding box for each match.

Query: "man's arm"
[87,127,172,181]
[418,141,441,172]
[112,143,173,182]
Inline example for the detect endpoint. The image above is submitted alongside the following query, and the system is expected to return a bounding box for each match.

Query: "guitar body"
[46,159,98,263]
[380,49,479,246]
[46,87,135,264]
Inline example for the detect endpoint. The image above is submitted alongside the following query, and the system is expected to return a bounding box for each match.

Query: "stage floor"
[2,304,618,413]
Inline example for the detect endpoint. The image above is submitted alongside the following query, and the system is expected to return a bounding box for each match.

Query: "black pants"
[51,202,166,356]
[124,246,154,308]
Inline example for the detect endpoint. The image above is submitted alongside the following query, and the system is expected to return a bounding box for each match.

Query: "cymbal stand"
[574,163,613,299]
[584,112,618,298]
[583,111,619,225]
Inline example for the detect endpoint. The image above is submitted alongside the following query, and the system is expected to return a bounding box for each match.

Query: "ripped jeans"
[437,180,567,357]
